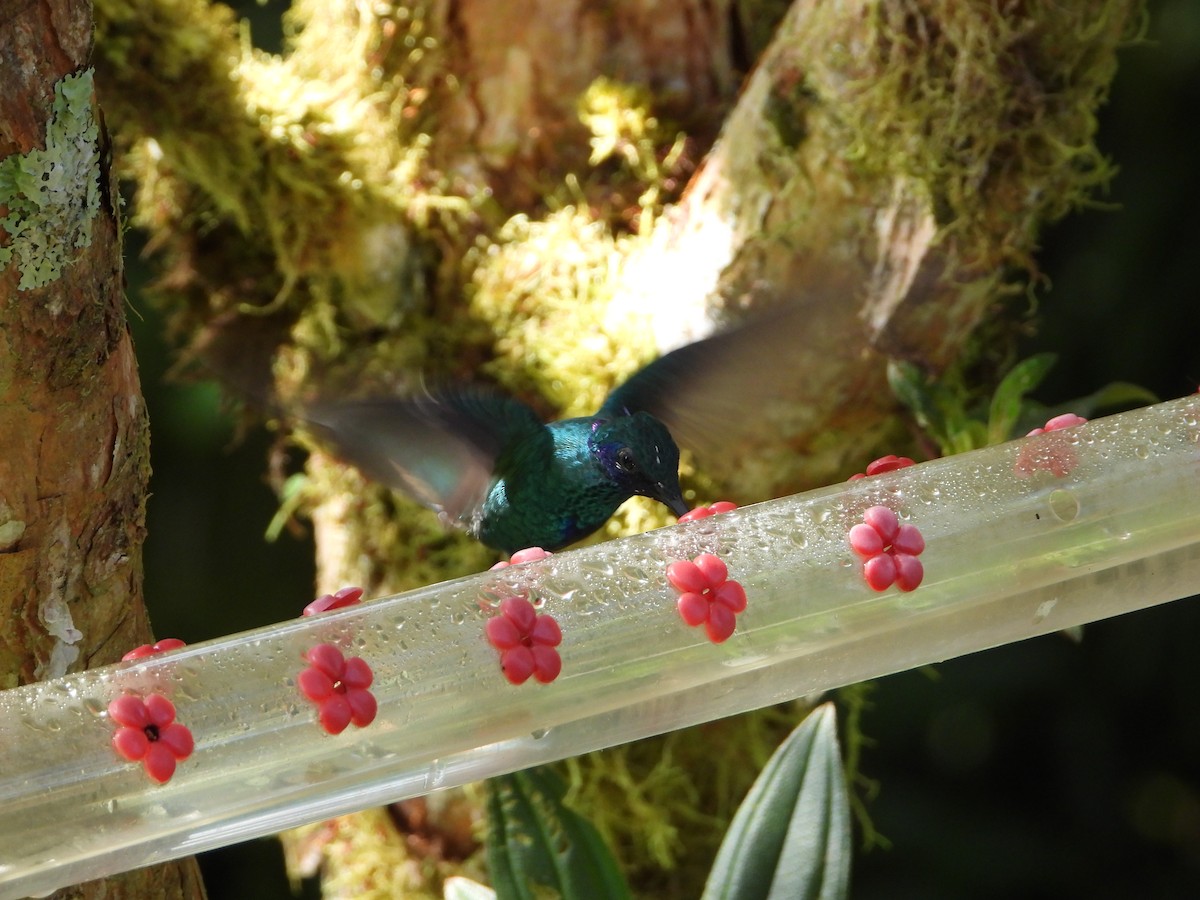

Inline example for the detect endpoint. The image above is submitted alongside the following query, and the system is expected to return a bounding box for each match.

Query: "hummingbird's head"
[590,412,689,517]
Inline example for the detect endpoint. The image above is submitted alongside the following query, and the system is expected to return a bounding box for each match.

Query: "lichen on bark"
[0,70,101,291]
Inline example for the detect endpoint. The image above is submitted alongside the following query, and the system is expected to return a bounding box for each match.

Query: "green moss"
[815,0,1133,276]
[838,681,892,852]
[461,80,691,421]
[96,0,466,341]
[0,70,101,291]
[465,207,656,417]
[577,77,688,235]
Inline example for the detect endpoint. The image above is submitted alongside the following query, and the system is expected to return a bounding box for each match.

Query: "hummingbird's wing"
[599,301,809,463]
[303,390,546,529]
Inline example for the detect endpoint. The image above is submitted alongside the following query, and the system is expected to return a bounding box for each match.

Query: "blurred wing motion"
[303,390,545,529]
[599,301,811,463]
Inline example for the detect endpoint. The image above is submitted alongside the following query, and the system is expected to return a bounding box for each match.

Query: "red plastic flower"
[109,693,194,784]
[848,455,915,480]
[666,553,748,643]
[485,596,563,684]
[298,644,378,734]
[848,506,925,592]
[121,638,187,661]
[1015,413,1088,478]
[303,586,365,617]
[489,547,553,571]
[678,501,739,523]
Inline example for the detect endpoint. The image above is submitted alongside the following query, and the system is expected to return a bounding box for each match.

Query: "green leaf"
[986,353,1057,444]
[1016,381,1160,435]
[486,766,632,900]
[887,360,946,441]
[264,473,309,542]
[702,703,851,900]
[1058,381,1159,419]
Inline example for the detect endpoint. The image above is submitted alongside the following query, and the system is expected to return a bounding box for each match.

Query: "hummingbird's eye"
[615,447,639,473]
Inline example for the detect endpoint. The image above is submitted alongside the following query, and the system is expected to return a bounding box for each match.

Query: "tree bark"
[0,0,205,896]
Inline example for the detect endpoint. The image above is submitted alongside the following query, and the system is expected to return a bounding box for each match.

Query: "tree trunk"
[0,1,206,896]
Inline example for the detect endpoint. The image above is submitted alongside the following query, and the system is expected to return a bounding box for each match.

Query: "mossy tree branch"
[614,0,1134,492]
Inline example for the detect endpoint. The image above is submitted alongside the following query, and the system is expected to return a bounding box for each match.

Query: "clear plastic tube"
[1,396,1199,898]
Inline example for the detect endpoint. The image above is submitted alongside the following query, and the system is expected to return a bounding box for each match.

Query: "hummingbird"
[305,392,687,555]
[300,302,804,555]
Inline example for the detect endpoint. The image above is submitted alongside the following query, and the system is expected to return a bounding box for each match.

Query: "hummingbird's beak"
[662,491,690,519]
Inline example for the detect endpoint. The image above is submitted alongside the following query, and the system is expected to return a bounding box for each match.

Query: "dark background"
[124,1,1200,895]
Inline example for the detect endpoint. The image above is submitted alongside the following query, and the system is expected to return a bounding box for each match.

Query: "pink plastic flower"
[678,501,739,523]
[298,644,378,735]
[1026,413,1088,436]
[121,638,187,661]
[848,506,925,592]
[109,693,194,784]
[1015,413,1088,478]
[485,596,563,685]
[489,547,553,571]
[848,455,915,481]
[303,586,365,617]
[666,553,748,644]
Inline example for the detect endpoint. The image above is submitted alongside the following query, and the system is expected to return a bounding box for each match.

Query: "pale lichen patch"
[0,70,101,292]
